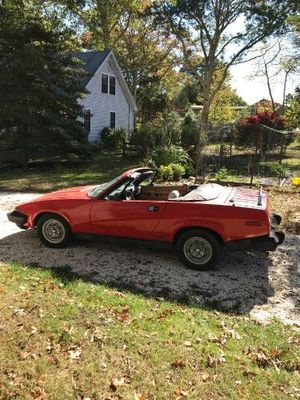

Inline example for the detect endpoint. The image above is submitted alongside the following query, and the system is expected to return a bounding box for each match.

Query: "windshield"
[88,175,123,198]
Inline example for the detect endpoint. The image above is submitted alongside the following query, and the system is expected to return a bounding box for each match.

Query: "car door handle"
[148,205,159,212]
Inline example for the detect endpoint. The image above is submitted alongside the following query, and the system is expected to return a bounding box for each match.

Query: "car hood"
[17,186,93,209]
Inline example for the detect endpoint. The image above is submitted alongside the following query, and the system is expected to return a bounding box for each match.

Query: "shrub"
[170,163,185,180]
[270,162,290,179]
[235,112,293,157]
[181,109,198,150]
[158,164,174,181]
[100,127,127,150]
[130,125,164,154]
[157,163,186,182]
[216,167,230,181]
[152,145,191,166]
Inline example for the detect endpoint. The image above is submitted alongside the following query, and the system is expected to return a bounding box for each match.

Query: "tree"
[79,0,139,49]
[250,39,299,113]
[235,112,290,158]
[154,0,298,177]
[0,0,88,165]
[79,0,178,125]
[285,87,300,128]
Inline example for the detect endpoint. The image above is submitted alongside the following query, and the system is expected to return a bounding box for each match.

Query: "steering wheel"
[124,189,134,200]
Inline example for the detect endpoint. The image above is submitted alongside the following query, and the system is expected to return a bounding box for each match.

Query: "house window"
[83,110,91,132]
[102,74,108,93]
[110,112,116,128]
[109,76,116,95]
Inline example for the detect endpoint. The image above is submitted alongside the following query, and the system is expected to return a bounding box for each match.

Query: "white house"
[75,49,137,143]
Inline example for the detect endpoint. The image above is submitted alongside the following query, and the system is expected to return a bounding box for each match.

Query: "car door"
[90,199,167,240]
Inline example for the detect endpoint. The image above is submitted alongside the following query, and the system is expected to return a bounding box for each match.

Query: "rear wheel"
[176,229,222,270]
[37,213,72,248]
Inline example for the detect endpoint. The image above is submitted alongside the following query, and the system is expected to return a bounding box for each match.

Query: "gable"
[75,50,137,112]
[74,49,110,86]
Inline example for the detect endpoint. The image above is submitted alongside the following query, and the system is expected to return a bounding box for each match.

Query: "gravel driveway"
[1,192,299,326]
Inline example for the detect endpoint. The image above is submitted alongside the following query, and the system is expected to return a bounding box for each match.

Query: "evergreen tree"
[0,0,88,165]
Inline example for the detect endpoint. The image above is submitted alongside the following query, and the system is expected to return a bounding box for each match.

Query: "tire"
[37,213,72,248]
[176,229,222,270]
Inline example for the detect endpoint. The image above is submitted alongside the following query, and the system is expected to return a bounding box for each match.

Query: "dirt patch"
[0,192,299,326]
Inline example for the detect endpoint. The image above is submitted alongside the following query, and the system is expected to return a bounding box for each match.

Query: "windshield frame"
[87,174,125,198]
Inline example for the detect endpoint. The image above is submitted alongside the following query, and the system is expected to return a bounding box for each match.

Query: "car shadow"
[0,229,276,314]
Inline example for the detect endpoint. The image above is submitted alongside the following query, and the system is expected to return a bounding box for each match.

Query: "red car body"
[8,167,284,268]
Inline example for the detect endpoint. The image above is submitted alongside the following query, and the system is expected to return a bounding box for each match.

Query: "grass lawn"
[0,263,299,400]
[0,152,139,193]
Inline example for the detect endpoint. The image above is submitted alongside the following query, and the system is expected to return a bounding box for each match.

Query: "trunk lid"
[224,187,267,210]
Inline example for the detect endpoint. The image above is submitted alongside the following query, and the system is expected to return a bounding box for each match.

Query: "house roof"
[74,49,111,86]
[74,49,137,112]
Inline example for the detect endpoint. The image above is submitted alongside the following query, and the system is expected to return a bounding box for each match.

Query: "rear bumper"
[7,210,28,229]
[227,213,285,253]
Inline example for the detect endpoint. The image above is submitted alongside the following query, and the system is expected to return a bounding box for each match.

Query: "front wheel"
[37,213,72,248]
[176,229,222,270]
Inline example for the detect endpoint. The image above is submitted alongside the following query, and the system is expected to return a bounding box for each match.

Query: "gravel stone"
[0,192,299,326]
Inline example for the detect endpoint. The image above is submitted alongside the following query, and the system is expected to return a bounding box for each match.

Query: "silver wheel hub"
[183,236,213,265]
[42,219,65,244]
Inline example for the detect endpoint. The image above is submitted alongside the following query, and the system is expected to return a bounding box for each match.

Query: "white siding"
[79,54,134,142]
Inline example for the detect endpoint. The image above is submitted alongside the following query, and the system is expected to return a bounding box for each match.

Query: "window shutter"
[110,112,116,128]
[102,74,108,93]
[83,110,91,133]
[109,76,116,95]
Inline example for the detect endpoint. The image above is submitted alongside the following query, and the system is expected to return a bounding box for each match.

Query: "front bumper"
[227,212,285,253]
[7,210,28,229]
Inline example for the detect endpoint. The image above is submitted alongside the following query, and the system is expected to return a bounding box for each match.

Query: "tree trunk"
[195,102,209,182]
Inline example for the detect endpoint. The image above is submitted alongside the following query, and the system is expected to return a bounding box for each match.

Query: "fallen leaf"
[200,372,210,382]
[134,392,146,400]
[171,360,186,369]
[118,306,130,321]
[174,388,189,399]
[110,376,127,391]
[207,353,226,367]
[68,347,81,360]
[13,308,26,317]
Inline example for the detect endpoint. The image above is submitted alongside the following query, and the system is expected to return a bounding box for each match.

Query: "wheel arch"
[33,211,71,229]
[173,226,224,246]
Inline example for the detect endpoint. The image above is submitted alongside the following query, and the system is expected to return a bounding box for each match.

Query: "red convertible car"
[8,167,284,269]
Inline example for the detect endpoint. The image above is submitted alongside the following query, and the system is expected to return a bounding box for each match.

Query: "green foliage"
[130,125,164,154]
[158,163,186,181]
[158,164,174,181]
[285,87,300,128]
[216,167,230,181]
[161,111,182,145]
[152,145,191,166]
[270,162,290,179]
[0,1,88,165]
[100,127,127,150]
[170,163,186,180]
[181,109,199,150]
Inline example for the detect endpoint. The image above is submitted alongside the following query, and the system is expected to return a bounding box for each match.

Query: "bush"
[100,127,127,150]
[235,112,293,157]
[130,125,164,154]
[269,162,290,179]
[181,109,198,150]
[157,163,186,182]
[152,145,191,166]
[158,164,174,181]
[216,167,230,181]
[170,163,185,180]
